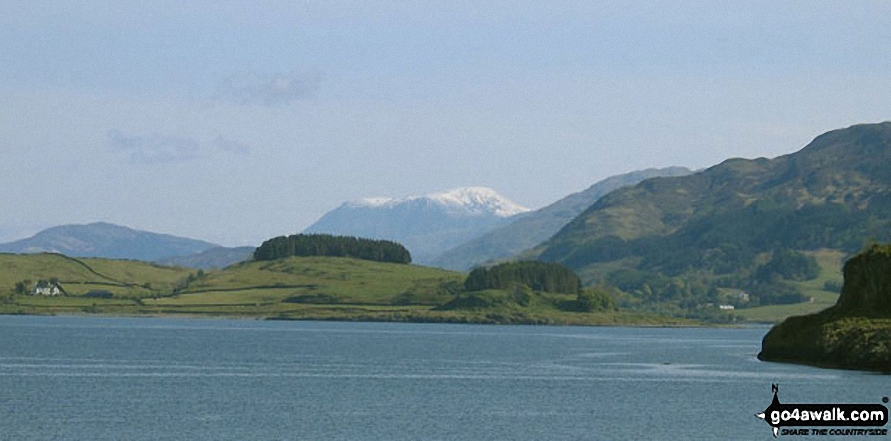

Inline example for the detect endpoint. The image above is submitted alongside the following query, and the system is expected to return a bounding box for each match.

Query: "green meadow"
[0,253,691,326]
[2,250,850,325]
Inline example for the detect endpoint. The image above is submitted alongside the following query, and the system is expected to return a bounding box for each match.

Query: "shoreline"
[0,308,751,328]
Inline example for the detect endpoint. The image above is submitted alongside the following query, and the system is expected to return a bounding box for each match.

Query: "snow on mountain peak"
[350,197,396,208]
[427,187,529,217]
[344,187,529,217]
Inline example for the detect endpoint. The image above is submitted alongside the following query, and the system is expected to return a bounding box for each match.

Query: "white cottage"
[33,280,63,296]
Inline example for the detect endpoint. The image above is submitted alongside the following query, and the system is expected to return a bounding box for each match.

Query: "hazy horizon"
[3,1,890,246]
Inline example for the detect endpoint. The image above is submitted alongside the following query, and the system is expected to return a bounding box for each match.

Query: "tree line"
[253,234,412,264]
[464,261,582,294]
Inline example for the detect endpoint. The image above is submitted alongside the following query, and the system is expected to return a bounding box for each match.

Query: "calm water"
[0,316,887,440]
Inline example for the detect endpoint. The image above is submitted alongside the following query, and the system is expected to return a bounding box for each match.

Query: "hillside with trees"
[440,261,616,318]
[432,167,691,270]
[0,252,674,326]
[532,122,891,315]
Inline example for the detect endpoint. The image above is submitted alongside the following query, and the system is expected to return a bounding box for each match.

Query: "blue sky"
[2,1,890,246]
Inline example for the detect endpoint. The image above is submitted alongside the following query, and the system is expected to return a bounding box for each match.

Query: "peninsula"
[759,244,891,372]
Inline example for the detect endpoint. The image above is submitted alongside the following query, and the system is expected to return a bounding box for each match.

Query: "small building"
[718,304,735,310]
[32,280,64,296]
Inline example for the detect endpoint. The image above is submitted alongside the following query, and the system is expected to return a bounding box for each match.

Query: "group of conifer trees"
[253,234,411,264]
[464,261,582,294]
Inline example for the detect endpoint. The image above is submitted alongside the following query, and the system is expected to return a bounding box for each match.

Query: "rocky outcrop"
[835,245,891,314]
[759,245,891,372]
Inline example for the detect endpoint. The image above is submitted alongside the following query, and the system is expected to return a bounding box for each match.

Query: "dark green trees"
[575,287,616,312]
[464,261,582,294]
[747,249,819,305]
[253,234,411,264]
[753,249,820,283]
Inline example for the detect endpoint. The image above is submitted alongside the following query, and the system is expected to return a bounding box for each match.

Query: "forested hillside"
[533,122,891,314]
[432,167,691,270]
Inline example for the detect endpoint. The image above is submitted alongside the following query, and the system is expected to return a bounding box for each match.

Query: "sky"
[2,1,890,246]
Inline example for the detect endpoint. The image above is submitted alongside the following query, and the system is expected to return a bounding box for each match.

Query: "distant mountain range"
[431,167,692,270]
[156,246,256,270]
[0,222,219,261]
[533,122,891,308]
[303,187,530,264]
[11,119,888,297]
[0,169,695,272]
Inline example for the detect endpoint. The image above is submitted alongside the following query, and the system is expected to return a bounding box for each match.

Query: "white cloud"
[214,71,320,107]
[107,129,253,164]
[106,129,200,164]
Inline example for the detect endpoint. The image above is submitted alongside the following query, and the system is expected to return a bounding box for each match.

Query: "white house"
[33,280,63,296]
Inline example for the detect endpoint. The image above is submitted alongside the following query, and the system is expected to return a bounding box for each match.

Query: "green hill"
[158,256,462,307]
[0,253,684,325]
[533,122,891,316]
[432,167,691,271]
[0,253,192,297]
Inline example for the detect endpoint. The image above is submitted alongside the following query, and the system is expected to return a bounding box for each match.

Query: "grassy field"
[0,251,856,325]
[0,253,193,298]
[182,256,464,305]
[0,253,691,326]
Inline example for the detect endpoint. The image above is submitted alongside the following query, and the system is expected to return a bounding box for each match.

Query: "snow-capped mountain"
[432,167,693,270]
[304,187,530,264]
[345,187,529,217]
